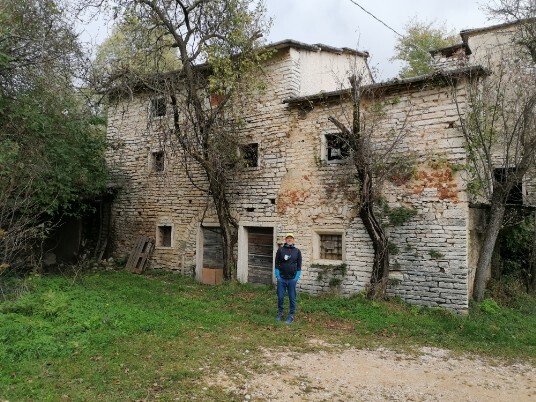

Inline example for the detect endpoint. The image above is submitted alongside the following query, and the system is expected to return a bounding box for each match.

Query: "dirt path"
[212,342,535,401]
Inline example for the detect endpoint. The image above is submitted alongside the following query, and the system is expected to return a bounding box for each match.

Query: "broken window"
[319,234,343,260]
[157,225,172,247]
[151,151,165,172]
[151,97,167,118]
[494,168,523,205]
[325,133,349,161]
[240,143,259,168]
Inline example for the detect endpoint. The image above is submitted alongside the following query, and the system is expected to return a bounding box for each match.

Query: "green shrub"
[479,298,501,315]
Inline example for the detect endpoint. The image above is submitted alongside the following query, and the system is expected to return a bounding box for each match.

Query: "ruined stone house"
[105,21,535,312]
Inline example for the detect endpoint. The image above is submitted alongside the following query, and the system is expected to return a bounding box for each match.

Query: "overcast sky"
[79,0,495,81]
[264,0,494,80]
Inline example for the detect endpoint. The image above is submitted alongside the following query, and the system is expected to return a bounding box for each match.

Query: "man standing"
[275,233,302,324]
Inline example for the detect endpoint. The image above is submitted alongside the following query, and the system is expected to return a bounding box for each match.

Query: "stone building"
[105,22,535,312]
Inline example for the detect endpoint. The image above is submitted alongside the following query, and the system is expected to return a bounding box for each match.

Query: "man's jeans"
[277,277,297,315]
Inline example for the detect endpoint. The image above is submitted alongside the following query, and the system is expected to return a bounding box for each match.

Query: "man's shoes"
[285,315,294,324]
[276,312,283,321]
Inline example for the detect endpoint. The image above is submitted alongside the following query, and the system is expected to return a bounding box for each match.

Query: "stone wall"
[106,47,312,275]
[432,47,468,72]
[106,44,472,312]
[283,83,470,311]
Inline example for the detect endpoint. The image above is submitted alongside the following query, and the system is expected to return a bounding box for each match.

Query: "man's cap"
[285,233,295,238]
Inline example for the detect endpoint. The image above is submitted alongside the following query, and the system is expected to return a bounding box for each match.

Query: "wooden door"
[247,227,273,284]
[203,227,223,269]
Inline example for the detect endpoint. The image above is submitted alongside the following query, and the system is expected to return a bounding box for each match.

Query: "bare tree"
[451,12,536,300]
[328,75,412,299]
[87,0,270,280]
[489,0,536,59]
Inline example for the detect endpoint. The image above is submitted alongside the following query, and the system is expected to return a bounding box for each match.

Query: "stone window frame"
[150,97,167,118]
[148,150,165,173]
[156,223,174,248]
[239,142,260,169]
[312,229,346,264]
[321,131,350,164]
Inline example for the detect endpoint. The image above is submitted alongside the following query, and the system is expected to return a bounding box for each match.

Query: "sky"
[79,0,495,81]
[264,0,493,79]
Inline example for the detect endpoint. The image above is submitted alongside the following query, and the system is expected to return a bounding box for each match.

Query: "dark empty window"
[157,225,172,247]
[325,133,349,161]
[151,97,166,117]
[320,234,343,260]
[494,168,523,205]
[152,151,165,172]
[241,143,258,167]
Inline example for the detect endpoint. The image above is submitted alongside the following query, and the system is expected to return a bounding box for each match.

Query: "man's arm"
[294,249,302,281]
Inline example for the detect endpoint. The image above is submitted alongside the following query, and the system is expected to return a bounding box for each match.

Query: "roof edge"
[433,19,535,58]
[266,39,369,58]
[283,66,489,105]
[460,18,535,42]
[429,43,467,57]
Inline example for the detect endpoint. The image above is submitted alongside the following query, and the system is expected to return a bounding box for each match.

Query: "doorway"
[247,227,274,284]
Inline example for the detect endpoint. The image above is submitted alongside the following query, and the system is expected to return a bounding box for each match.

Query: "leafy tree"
[392,18,458,78]
[85,0,270,280]
[0,0,108,273]
[498,216,536,292]
[89,12,181,90]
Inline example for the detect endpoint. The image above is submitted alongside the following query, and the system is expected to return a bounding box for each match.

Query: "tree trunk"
[530,211,536,293]
[220,222,238,281]
[208,176,238,281]
[329,75,390,299]
[360,203,390,299]
[473,191,506,301]
[359,171,390,299]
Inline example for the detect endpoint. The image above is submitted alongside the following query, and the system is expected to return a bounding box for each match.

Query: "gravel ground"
[211,341,535,401]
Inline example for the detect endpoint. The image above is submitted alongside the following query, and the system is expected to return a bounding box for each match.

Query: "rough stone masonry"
[105,22,536,312]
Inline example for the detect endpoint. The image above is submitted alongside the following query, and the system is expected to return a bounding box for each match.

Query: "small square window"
[325,133,349,161]
[151,97,167,117]
[240,143,259,168]
[157,225,172,247]
[151,151,165,172]
[319,234,343,260]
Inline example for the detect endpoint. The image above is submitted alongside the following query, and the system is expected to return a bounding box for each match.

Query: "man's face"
[285,236,295,245]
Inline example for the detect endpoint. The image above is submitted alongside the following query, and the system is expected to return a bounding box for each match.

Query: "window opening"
[152,151,165,172]
[325,133,349,161]
[240,143,259,167]
[320,234,343,260]
[157,225,172,247]
[210,93,225,107]
[151,97,167,117]
[494,168,523,205]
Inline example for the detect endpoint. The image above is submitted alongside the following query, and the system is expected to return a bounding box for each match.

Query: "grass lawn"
[1,269,535,401]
